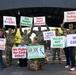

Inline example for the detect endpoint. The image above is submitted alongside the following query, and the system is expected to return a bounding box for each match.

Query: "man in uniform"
[31,24,50,49]
[51,29,62,64]
[19,25,32,45]
[3,25,17,66]
[27,37,45,71]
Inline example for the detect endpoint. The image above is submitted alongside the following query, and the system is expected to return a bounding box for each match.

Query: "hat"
[8,28,12,30]
[69,24,73,26]
[24,29,27,32]
[0,28,4,31]
[34,36,38,40]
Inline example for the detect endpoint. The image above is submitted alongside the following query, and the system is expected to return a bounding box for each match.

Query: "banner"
[43,31,55,40]
[51,36,65,48]
[27,45,45,59]
[20,16,33,26]
[0,38,6,50]
[12,47,26,58]
[34,16,46,26]
[67,34,76,47]
[64,11,76,22]
[3,16,16,26]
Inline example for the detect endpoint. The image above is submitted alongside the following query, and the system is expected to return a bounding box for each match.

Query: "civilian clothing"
[18,44,27,67]
[64,47,75,68]
[0,35,6,68]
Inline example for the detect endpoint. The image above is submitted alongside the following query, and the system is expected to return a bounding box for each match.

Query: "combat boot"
[51,60,55,64]
[59,60,62,64]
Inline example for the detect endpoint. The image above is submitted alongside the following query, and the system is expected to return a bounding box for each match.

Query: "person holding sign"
[3,25,17,67]
[28,37,45,71]
[0,29,6,70]
[51,29,62,64]
[63,29,75,71]
[18,40,27,67]
[31,24,50,49]
[61,21,76,70]
[19,25,32,45]
[61,20,76,34]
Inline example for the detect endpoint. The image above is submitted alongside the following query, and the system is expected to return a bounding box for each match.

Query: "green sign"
[51,36,65,48]
[20,16,33,26]
[27,45,45,59]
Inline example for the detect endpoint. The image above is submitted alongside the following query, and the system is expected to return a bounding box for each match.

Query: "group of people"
[0,22,76,71]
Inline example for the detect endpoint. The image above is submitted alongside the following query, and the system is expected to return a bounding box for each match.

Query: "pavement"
[0,50,76,75]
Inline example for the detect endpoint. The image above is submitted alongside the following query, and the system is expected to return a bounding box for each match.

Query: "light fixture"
[18,10,20,15]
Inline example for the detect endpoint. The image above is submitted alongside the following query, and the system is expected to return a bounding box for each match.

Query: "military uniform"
[61,23,76,34]
[31,25,50,50]
[32,31,44,45]
[5,28,17,66]
[52,32,62,64]
[27,43,45,71]
[19,27,31,45]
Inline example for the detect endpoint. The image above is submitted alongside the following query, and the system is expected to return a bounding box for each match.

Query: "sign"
[20,16,33,26]
[64,11,76,22]
[43,31,55,40]
[3,16,16,26]
[27,45,45,59]
[67,34,76,47]
[12,47,26,58]
[51,36,65,48]
[0,38,6,50]
[34,16,46,26]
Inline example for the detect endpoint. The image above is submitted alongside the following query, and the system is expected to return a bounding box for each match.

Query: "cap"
[8,28,12,31]
[0,28,4,31]
[24,29,27,32]
[69,24,73,26]
[34,36,38,40]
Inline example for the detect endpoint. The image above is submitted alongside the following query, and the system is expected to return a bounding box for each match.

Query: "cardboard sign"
[12,47,26,58]
[34,16,46,26]
[51,36,65,48]
[20,16,33,26]
[3,16,16,26]
[64,11,76,22]
[0,38,6,50]
[43,31,55,40]
[67,34,76,47]
[27,45,45,59]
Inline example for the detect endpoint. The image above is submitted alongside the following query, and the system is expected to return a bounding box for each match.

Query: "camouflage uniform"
[61,23,76,34]
[19,27,31,45]
[5,28,17,66]
[52,32,62,63]
[27,43,45,71]
[32,31,44,45]
[31,25,50,50]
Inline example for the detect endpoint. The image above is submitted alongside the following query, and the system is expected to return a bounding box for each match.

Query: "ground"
[0,50,76,75]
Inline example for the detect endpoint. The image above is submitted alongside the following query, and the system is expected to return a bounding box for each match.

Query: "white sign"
[27,45,45,59]
[64,11,76,22]
[67,34,76,47]
[43,31,55,40]
[0,38,6,50]
[34,16,46,26]
[12,47,26,58]
[51,36,65,48]
[20,16,33,26]
[3,16,16,26]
